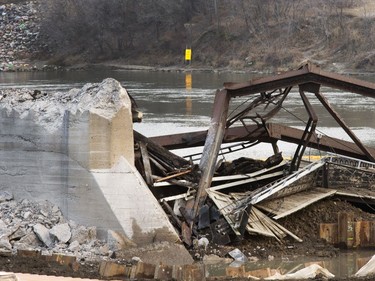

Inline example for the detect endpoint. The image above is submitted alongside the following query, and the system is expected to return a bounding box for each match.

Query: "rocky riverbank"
[0,1,44,71]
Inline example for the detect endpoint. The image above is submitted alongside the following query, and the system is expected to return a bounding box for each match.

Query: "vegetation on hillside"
[38,0,375,72]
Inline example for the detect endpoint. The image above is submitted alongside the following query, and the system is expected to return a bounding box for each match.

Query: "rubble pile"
[0,191,111,261]
[0,1,41,71]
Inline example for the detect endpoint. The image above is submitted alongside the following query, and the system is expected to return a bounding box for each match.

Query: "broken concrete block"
[8,226,27,241]
[0,239,12,251]
[50,223,71,243]
[70,225,96,244]
[33,223,53,247]
[15,232,41,248]
[68,240,80,252]
[99,261,126,277]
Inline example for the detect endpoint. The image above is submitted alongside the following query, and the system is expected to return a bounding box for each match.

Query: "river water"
[1,69,374,160]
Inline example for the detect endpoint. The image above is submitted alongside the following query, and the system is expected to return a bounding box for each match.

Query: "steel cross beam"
[314,92,375,162]
[224,63,375,98]
[290,89,318,172]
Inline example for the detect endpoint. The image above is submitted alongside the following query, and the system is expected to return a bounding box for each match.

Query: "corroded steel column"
[192,89,231,220]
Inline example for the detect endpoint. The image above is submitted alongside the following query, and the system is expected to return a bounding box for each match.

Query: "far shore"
[1,59,375,77]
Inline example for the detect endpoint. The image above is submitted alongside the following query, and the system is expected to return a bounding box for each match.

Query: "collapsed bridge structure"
[137,63,375,245]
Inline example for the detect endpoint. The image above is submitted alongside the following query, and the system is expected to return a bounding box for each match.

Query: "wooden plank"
[208,171,283,192]
[159,192,195,203]
[154,161,285,187]
[139,143,153,186]
[134,130,190,168]
[208,190,302,241]
[257,188,337,219]
[212,160,287,182]
[154,169,192,183]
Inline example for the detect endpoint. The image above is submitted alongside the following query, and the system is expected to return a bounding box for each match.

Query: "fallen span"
[134,63,375,247]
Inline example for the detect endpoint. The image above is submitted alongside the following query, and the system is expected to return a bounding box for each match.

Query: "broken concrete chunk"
[107,229,137,251]
[68,240,80,252]
[0,238,11,251]
[50,223,71,243]
[70,225,97,244]
[23,211,31,219]
[8,226,27,241]
[99,244,110,256]
[15,232,42,248]
[33,223,53,247]
[0,220,6,229]
[228,248,248,263]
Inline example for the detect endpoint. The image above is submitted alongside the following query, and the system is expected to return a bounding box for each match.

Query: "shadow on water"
[206,250,374,279]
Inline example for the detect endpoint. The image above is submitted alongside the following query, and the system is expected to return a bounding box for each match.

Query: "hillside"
[1,0,374,73]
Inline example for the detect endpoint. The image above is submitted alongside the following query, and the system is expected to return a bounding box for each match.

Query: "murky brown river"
[1,69,374,160]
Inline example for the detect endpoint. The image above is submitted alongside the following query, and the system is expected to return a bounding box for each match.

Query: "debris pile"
[134,64,375,258]
[0,191,111,261]
[0,1,41,71]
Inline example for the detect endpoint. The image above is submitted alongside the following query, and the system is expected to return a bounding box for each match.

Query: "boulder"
[50,223,71,243]
[33,223,53,248]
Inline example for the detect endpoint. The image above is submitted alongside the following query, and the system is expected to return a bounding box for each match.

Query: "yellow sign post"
[185,48,192,62]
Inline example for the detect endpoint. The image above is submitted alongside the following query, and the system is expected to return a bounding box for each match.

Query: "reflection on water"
[206,251,374,279]
[1,69,375,157]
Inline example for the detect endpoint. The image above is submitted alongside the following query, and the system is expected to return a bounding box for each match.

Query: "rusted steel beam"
[266,123,375,161]
[149,125,267,150]
[290,86,319,171]
[192,89,231,221]
[224,63,375,98]
[149,123,375,161]
[315,92,375,162]
[149,131,208,150]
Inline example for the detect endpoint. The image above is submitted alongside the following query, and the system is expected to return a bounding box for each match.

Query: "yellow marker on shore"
[185,48,192,61]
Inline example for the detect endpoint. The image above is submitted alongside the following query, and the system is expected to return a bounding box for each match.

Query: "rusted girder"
[191,89,231,221]
[149,123,375,162]
[314,92,375,162]
[290,88,318,171]
[149,124,267,150]
[224,63,375,98]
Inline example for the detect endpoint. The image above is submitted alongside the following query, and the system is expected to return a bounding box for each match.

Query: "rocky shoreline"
[0,1,44,71]
[1,1,375,75]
